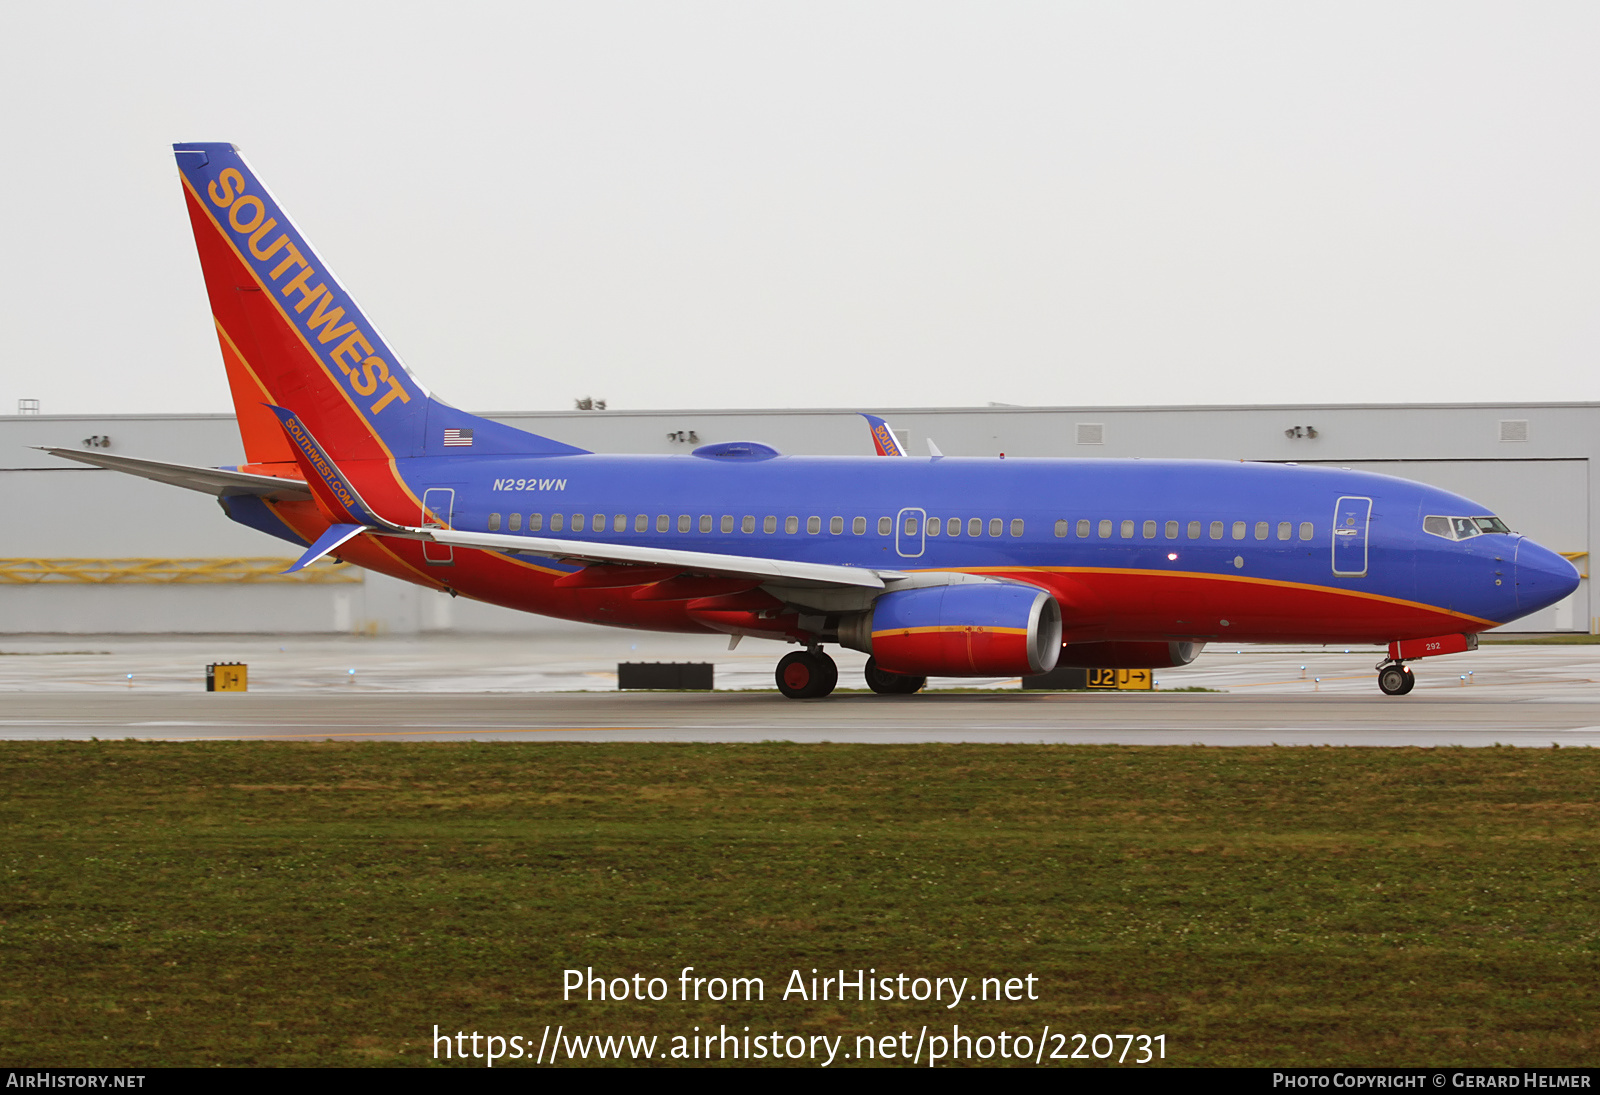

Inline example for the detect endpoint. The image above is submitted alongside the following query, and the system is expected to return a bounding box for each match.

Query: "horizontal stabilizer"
[285,523,365,574]
[38,447,312,500]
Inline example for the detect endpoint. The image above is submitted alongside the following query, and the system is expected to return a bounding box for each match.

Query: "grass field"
[3,742,1597,1068]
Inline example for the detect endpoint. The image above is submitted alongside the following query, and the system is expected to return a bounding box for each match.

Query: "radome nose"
[1515,538,1581,613]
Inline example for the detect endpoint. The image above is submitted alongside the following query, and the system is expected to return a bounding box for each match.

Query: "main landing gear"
[864,656,926,695]
[772,650,929,698]
[1376,661,1416,696]
[776,649,838,699]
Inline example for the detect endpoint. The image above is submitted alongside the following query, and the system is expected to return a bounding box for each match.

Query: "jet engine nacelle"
[1056,640,1204,670]
[840,583,1062,677]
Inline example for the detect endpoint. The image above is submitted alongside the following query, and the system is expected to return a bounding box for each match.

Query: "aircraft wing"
[385,525,892,590]
[38,447,314,501]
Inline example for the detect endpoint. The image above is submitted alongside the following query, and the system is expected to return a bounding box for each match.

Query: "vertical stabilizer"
[173,143,587,462]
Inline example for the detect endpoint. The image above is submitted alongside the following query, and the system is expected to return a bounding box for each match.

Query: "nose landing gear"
[1376,661,1416,696]
[776,648,838,699]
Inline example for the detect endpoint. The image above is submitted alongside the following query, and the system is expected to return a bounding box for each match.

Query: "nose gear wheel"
[1377,663,1415,696]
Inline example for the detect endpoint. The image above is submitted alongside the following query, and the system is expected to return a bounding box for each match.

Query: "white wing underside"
[386,525,897,591]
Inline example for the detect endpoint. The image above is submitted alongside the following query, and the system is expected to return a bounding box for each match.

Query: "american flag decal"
[442,428,474,447]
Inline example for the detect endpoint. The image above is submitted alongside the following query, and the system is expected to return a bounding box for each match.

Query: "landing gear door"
[1332,495,1372,577]
[895,507,926,559]
[422,487,455,565]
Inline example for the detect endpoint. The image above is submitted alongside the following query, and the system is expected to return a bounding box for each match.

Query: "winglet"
[860,413,907,457]
[284,523,365,573]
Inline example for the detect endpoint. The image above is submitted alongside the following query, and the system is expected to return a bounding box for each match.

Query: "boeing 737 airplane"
[44,143,1581,698]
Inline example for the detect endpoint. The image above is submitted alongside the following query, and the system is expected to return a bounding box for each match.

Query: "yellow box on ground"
[1084,668,1152,690]
[206,663,247,692]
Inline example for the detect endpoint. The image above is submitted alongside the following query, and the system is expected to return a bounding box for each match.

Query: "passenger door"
[422,487,455,565]
[1332,496,1372,577]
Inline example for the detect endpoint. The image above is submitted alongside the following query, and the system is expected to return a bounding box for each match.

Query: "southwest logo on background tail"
[172,143,585,466]
[860,413,908,457]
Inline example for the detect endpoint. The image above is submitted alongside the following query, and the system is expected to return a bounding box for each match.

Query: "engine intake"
[840,583,1062,677]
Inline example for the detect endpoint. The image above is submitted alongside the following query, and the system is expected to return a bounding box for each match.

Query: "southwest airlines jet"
[44,144,1581,699]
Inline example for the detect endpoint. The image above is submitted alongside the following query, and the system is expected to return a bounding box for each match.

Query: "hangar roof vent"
[1499,419,1529,442]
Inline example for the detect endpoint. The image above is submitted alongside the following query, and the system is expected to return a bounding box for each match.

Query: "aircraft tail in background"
[172,142,586,465]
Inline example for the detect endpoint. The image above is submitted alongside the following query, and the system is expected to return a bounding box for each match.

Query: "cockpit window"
[1425,514,1510,541]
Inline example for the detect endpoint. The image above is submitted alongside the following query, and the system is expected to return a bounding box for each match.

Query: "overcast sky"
[2,2,1598,417]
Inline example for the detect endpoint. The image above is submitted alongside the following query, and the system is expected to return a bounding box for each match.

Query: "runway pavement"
[3,633,1599,745]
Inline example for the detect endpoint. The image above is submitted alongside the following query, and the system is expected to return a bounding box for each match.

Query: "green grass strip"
[2,742,1597,1067]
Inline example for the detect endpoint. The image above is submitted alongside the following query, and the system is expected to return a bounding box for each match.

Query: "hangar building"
[1,401,1589,634]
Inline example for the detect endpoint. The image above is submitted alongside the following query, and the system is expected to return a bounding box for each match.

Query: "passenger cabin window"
[529,514,543,532]
[830,516,844,535]
[1299,521,1314,541]
[657,515,669,532]
[1209,521,1224,540]
[509,513,522,532]
[488,513,501,531]
[721,515,734,533]
[1187,521,1201,539]
[1232,521,1246,540]
[879,517,893,535]
[1098,519,1112,538]
[1143,520,1156,539]
[1011,519,1024,537]
[743,516,756,533]
[1254,521,1267,540]
[809,516,822,534]
[571,514,585,532]
[905,517,919,535]
[699,515,713,533]
[786,516,800,534]
[1055,519,1069,537]
[636,514,649,533]
[853,517,866,535]
[927,518,940,537]
[969,518,984,537]
[948,518,962,536]
[679,515,691,533]
[614,514,627,532]
[765,516,778,534]
[1277,521,1290,540]
[989,519,1002,537]
[1165,520,1179,539]
[1077,519,1090,538]
[1120,519,1134,538]
[550,514,564,532]
[593,513,604,531]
